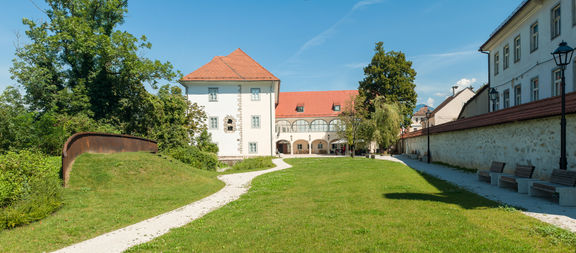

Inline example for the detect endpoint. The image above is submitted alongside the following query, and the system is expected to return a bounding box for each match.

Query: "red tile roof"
[413,106,430,116]
[181,49,279,81]
[276,90,358,118]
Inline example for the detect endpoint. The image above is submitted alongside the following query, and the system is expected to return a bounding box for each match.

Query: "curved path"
[53,158,292,253]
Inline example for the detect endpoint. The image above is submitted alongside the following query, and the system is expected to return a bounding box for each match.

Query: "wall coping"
[404,91,576,138]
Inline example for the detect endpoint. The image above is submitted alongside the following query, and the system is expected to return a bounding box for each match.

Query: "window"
[276,120,291,133]
[530,22,538,52]
[251,115,260,128]
[249,142,257,153]
[552,4,561,39]
[224,116,236,133]
[333,104,341,111]
[531,77,539,101]
[553,68,562,96]
[318,143,323,149]
[514,35,521,62]
[251,88,260,101]
[494,52,500,75]
[209,117,218,129]
[310,120,328,132]
[208,88,218,102]
[292,120,309,132]
[503,45,510,69]
[297,144,303,150]
[514,85,522,106]
[296,106,304,112]
[503,89,510,108]
[329,119,344,132]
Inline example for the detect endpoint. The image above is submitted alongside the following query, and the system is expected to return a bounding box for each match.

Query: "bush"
[0,151,62,229]
[231,156,275,171]
[166,146,220,171]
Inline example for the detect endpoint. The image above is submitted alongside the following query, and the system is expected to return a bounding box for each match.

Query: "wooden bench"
[529,169,576,206]
[498,164,535,193]
[477,161,506,185]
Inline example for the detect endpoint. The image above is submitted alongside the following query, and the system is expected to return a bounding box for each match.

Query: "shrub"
[0,151,62,229]
[166,146,219,171]
[231,156,275,171]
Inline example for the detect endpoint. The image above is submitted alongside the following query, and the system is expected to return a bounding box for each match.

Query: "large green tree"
[11,0,176,127]
[358,42,417,125]
[371,96,402,150]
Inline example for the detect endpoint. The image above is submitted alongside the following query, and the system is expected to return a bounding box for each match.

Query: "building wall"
[431,89,475,126]
[404,114,576,180]
[276,117,345,154]
[487,0,576,110]
[459,87,489,119]
[183,81,276,157]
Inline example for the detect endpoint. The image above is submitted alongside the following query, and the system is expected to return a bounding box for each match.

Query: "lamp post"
[552,41,574,170]
[489,88,499,112]
[425,109,432,163]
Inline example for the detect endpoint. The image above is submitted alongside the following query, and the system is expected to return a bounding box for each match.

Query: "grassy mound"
[0,152,224,252]
[222,156,276,174]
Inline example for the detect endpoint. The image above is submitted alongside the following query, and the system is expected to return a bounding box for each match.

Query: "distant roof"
[431,87,474,116]
[181,48,279,81]
[413,106,430,116]
[276,90,358,118]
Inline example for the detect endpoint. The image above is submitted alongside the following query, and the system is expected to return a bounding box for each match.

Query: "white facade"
[182,81,277,157]
[429,88,475,126]
[482,0,576,111]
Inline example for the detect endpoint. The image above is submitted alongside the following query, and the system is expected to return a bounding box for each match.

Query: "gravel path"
[53,158,292,253]
[377,155,576,232]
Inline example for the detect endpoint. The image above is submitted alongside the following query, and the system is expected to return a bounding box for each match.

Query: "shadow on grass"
[383,171,501,210]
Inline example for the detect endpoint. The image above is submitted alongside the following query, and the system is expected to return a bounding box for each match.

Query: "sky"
[0,0,524,107]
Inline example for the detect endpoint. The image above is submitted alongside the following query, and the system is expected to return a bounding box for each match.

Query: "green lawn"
[220,156,276,174]
[128,158,575,252]
[0,152,224,253]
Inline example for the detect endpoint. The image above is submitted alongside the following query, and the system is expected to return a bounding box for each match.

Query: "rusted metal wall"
[61,132,158,186]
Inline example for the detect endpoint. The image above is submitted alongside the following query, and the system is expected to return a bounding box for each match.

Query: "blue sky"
[0,0,523,107]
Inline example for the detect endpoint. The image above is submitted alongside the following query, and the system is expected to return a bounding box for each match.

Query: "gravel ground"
[377,155,576,232]
[52,158,292,253]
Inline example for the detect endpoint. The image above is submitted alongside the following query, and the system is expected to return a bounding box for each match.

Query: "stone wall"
[404,114,576,180]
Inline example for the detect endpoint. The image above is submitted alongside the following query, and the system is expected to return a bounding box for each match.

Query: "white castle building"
[180,49,354,158]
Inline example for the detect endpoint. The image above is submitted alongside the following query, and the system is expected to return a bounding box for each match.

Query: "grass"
[220,156,276,174]
[0,152,224,252]
[128,158,575,252]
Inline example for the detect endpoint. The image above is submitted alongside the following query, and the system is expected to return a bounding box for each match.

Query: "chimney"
[452,85,458,96]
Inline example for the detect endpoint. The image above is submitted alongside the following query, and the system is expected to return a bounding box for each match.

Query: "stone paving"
[377,155,576,232]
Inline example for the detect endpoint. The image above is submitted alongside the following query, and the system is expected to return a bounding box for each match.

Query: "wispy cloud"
[286,0,384,63]
[344,62,366,69]
[426,97,435,107]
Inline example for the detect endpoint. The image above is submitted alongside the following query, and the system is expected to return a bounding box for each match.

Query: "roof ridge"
[232,48,279,80]
[218,56,245,80]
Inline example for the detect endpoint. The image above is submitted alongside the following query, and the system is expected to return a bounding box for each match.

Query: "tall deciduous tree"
[371,96,402,150]
[337,94,371,157]
[358,41,417,126]
[11,0,176,125]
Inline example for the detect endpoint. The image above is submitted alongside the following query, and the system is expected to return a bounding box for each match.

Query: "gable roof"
[181,49,279,81]
[431,87,475,116]
[276,90,358,118]
[413,106,430,117]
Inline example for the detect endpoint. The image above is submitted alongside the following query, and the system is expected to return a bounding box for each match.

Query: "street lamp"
[425,109,432,163]
[489,88,499,112]
[551,41,574,170]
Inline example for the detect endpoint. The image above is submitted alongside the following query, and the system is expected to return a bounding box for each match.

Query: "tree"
[337,94,371,157]
[10,0,176,124]
[358,41,417,126]
[371,96,402,151]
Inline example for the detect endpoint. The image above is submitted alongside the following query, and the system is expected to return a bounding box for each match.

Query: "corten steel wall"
[402,92,576,179]
[61,132,158,186]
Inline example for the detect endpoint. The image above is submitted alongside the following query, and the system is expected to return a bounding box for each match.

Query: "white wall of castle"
[182,81,276,157]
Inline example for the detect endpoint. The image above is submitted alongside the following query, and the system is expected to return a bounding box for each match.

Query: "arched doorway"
[292,139,309,154]
[311,139,328,154]
[276,140,291,154]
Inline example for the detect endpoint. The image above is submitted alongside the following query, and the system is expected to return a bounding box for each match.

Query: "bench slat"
[550,169,576,186]
[489,161,506,173]
[514,165,534,178]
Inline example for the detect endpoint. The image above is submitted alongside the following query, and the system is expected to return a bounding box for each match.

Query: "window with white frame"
[318,143,323,149]
[494,52,500,75]
[276,120,291,133]
[503,45,510,69]
[310,120,328,132]
[329,119,344,132]
[514,85,521,106]
[208,88,218,102]
[514,35,521,62]
[296,105,304,112]
[251,88,260,101]
[251,115,260,128]
[333,104,341,111]
[552,4,561,39]
[503,89,510,108]
[530,22,538,52]
[292,120,309,132]
[531,77,539,101]
[209,117,218,129]
[553,68,562,96]
[297,144,303,150]
[249,142,257,153]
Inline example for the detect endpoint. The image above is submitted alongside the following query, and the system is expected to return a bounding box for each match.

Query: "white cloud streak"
[426,97,435,107]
